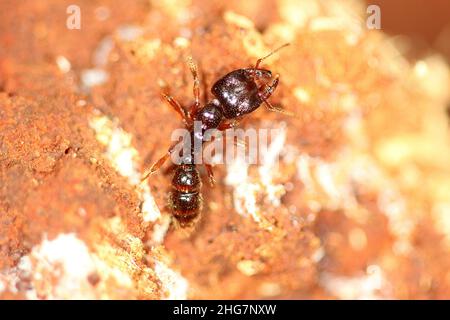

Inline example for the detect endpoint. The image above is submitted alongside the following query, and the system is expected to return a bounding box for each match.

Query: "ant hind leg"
[141,142,178,182]
[204,164,216,187]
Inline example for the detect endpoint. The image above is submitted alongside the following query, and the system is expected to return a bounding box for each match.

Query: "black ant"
[142,43,291,227]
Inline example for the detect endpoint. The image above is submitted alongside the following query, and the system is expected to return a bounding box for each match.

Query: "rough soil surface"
[0,0,449,299]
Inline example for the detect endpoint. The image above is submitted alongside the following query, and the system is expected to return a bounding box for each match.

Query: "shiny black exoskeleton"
[169,164,202,226]
[142,44,290,227]
[212,68,275,119]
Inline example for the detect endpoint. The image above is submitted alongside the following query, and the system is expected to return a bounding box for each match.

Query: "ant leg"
[234,138,248,148]
[163,163,177,175]
[258,75,295,117]
[218,119,240,130]
[259,74,279,101]
[161,92,191,126]
[215,122,248,153]
[218,133,248,149]
[218,120,248,147]
[159,81,192,125]
[202,70,209,105]
[204,164,216,187]
[141,143,177,182]
[264,100,295,117]
[187,56,201,116]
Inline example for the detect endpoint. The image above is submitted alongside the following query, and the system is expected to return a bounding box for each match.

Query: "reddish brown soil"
[1,0,449,300]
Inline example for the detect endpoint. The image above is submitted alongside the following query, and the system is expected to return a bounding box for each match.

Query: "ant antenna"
[254,43,290,71]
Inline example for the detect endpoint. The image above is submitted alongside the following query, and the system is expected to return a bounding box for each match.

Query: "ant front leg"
[159,83,192,126]
[259,74,279,101]
[201,69,209,105]
[258,75,295,117]
[187,56,201,117]
[218,119,240,130]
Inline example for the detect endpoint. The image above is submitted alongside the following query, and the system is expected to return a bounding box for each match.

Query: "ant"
[142,43,291,227]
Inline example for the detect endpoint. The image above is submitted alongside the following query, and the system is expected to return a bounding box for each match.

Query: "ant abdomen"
[169,164,203,226]
[172,165,201,192]
[169,190,203,225]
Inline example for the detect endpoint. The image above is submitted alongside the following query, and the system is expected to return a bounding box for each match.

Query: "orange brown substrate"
[0,0,449,299]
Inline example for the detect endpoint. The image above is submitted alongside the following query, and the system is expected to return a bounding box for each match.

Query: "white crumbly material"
[55,55,71,73]
[321,265,392,299]
[89,112,188,297]
[89,113,162,224]
[81,69,109,89]
[0,234,134,299]
[153,260,188,300]
[225,126,287,229]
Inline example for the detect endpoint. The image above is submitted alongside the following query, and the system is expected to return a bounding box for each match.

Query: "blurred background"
[372,0,450,62]
[0,0,449,300]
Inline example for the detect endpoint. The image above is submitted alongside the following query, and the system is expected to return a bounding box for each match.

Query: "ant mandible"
[142,43,291,227]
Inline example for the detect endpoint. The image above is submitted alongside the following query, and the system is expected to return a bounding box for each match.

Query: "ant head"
[211,68,263,119]
[211,43,289,119]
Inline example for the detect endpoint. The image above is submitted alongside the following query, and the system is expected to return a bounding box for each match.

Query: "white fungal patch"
[258,127,288,207]
[297,154,315,191]
[0,279,5,293]
[224,11,255,29]
[225,127,287,228]
[296,146,415,246]
[89,114,140,183]
[314,162,342,204]
[88,111,189,298]
[10,233,140,299]
[321,265,392,299]
[377,189,413,254]
[433,202,450,248]
[225,155,260,221]
[153,260,188,300]
[279,0,365,42]
[3,234,97,299]
[0,262,26,295]
[81,68,109,89]
[34,234,95,276]
[311,246,325,263]
[93,36,114,67]
[55,55,71,73]
[26,234,97,299]
[294,87,310,104]
[295,153,358,214]
[148,214,172,246]
[89,113,161,224]
[116,25,144,41]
